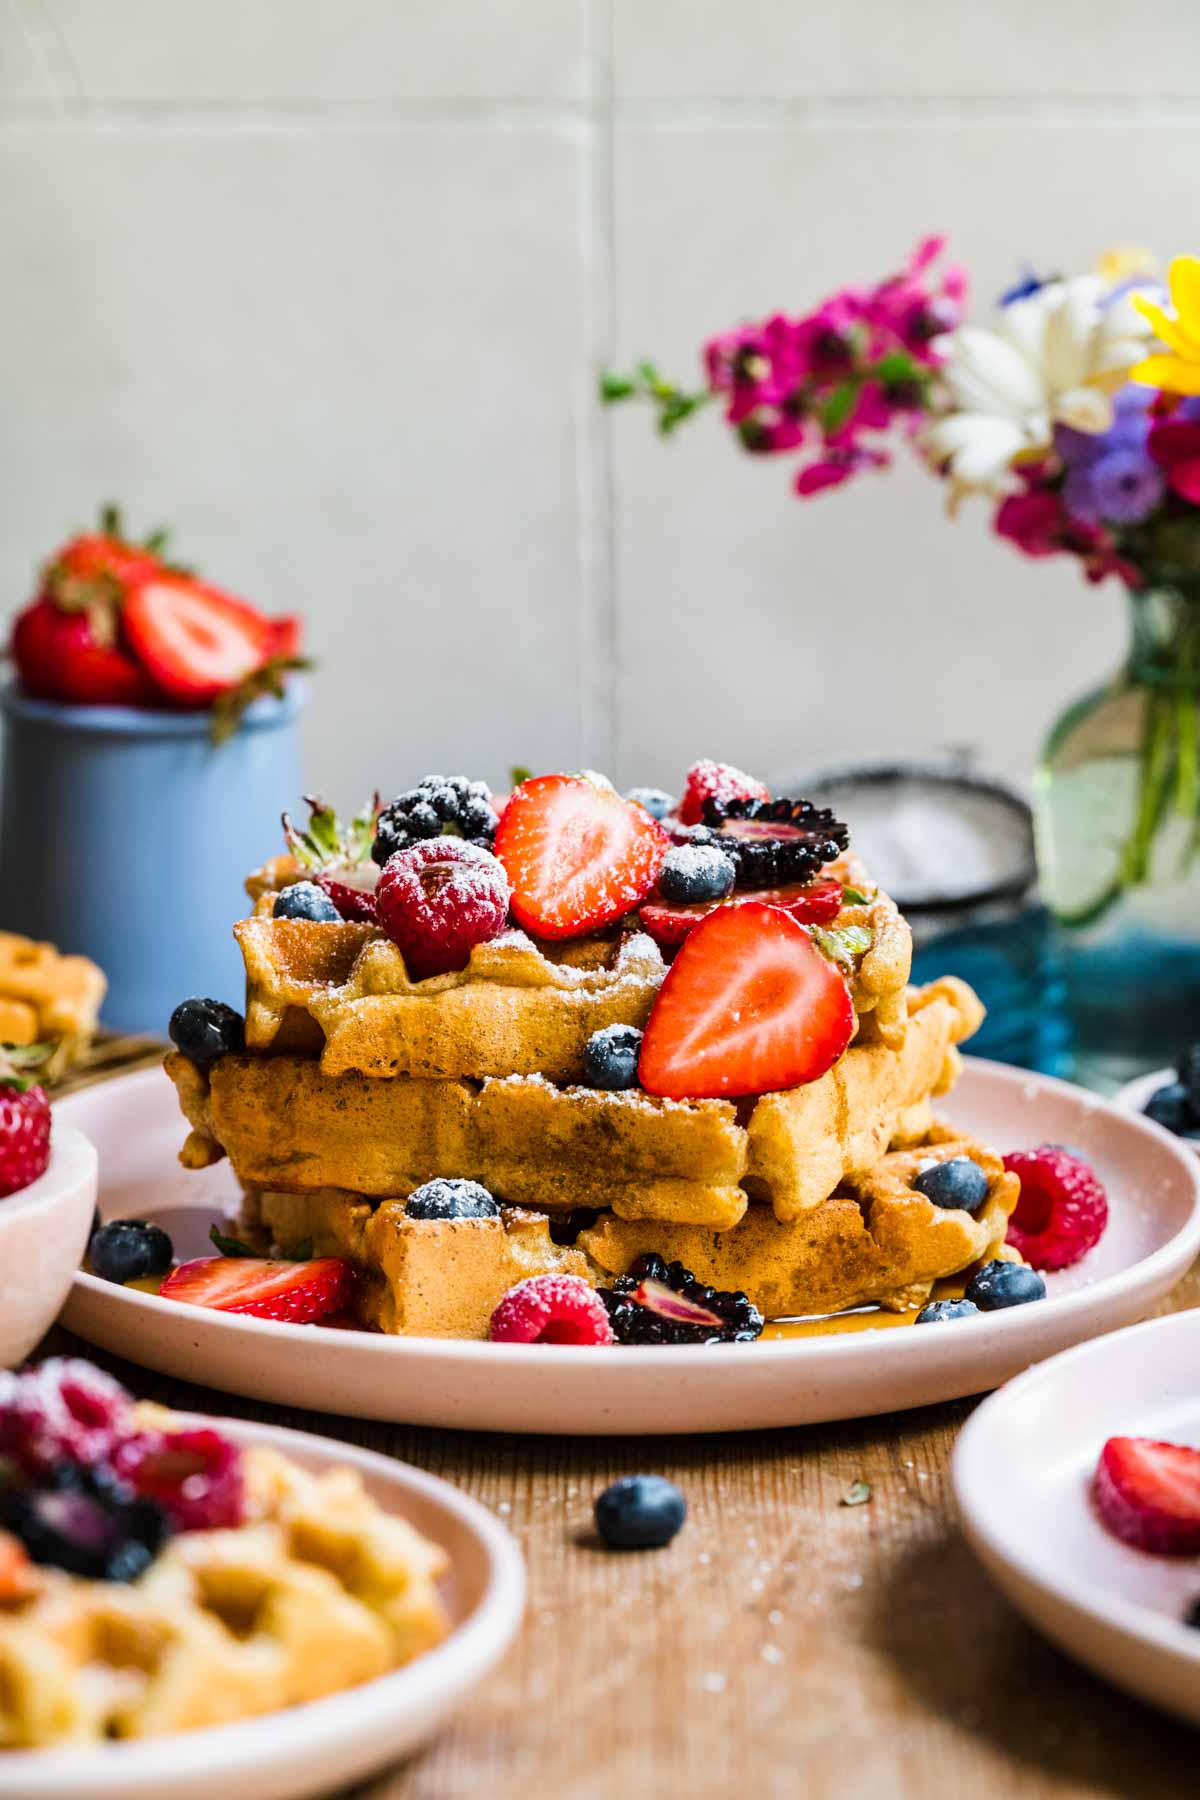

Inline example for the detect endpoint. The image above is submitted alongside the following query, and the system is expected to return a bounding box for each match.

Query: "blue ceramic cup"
[0,681,305,1035]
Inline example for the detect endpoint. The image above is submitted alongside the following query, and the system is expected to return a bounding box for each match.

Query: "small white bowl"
[0,1126,97,1366]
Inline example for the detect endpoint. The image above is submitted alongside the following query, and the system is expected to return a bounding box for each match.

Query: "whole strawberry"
[0,1048,52,1199]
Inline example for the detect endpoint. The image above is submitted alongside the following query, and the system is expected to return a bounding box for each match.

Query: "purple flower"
[1063,445,1164,527]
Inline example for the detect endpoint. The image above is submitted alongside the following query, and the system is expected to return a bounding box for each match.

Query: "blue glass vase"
[0,682,305,1036]
[1033,583,1200,1090]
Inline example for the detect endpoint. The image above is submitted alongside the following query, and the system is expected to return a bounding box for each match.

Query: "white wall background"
[2,1,1198,806]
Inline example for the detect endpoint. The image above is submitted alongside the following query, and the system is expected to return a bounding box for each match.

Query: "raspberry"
[489,1274,615,1345]
[1003,1146,1108,1271]
[0,1080,50,1198]
[0,1359,133,1477]
[676,760,768,827]
[376,839,511,980]
[113,1426,245,1533]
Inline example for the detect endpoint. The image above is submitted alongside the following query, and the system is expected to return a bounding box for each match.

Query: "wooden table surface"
[41,1044,1200,1799]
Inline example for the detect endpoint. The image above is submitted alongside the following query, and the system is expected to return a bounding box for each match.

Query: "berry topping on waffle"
[598,1253,763,1344]
[494,773,667,940]
[637,901,855,1099]
[372,776,499,865]
[639,875,845,949]
[376,839,512,979]
[676,759,768,826]
[702,795,850,890]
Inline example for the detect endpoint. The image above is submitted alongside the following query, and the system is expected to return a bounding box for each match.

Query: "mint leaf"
[840,885,869,907]
[209,1225,259,1259]
[510,765,533,788]
[840,1478,872,1507]
[812,923,873,969]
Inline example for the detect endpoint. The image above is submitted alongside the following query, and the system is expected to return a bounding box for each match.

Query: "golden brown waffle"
[579,1121,1020,1319]
[236,915,666,1080]
[243,1192,592,1337]
[0,1434,447,1747]
[167,977,982,1232]
[0,931,105,1054]
[236,847,912,1081]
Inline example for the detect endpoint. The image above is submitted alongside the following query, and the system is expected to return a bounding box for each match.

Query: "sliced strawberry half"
[316,865,379,923]
[1094,1436,1200,1555]
[267,613,303,659]
[638,901,854,1100]
[123,575,273,702]
[494,774,667,939]
[676,759,768,827]
[639,877,845,950]
[158,1255,354,1324]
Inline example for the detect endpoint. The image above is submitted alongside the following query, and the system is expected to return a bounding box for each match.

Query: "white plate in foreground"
[953,1310,1200,1729]
[0,1417,524,1800]
[56,1058,1200,1436]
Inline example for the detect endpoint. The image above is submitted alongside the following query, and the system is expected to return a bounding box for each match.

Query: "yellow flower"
[1130,255,1200,395]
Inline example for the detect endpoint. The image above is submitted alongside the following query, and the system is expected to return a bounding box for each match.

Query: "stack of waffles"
[167,848,1018,1337]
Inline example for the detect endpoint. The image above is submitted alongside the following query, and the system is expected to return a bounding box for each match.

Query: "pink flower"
[795,448,889,494]
[1147,419,1200,503]
[994,490,1064,558]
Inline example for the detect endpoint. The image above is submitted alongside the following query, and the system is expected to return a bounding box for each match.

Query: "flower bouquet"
[604,246,1200,1082]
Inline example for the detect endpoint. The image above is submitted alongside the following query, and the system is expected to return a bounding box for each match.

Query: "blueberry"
[1184,1596,1200,1629]
[657,844,737,906]
[168,997,245,1065]
[913,1157,990,1213]
[965,1260,1047,1311]
[274,880,342,923]
[1144,1081,1196,1136]
[89,1219,174,1285]
[405,1178,499,1221]
[582,1024,643,1091]
[594,1475,686,1550]
[626,787,676,821]
[915,1298,980,1324]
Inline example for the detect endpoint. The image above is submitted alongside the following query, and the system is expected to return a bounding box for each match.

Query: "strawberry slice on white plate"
[159,1255,354,1324]
[123,574,273,703]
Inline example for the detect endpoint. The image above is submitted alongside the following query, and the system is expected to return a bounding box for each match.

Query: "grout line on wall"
[575,0,618,773]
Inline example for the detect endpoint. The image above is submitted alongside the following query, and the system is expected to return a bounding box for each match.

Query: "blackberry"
[372,776,498,866]
[913,1157,990,1214]
[89,1219,174,1285]
[582,1024,643,1091]
[701,795,849,890]
[168,997,244,1066]
[274,880,343,923]
[625,787,676,821]
[597,1252,763,1345]
[657,844,736,905]
[2,1462,170,1583]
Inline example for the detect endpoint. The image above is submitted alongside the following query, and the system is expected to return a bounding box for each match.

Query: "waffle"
[234,847,912,1081]
[236,915,666,1080]
[243,1193,592,1338]
[167,977,982,1232]
[0,1431,448,1747]
[579,1122,1020,1318]
[0,930,106,1054]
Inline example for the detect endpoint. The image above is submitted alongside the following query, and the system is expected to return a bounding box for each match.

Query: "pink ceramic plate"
[0,1417,524,1800]
[56,1058,1200,1436]
[953,1310,1200,1729]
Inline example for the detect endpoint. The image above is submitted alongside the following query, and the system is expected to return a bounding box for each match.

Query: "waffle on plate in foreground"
[115,762,1109,1342]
